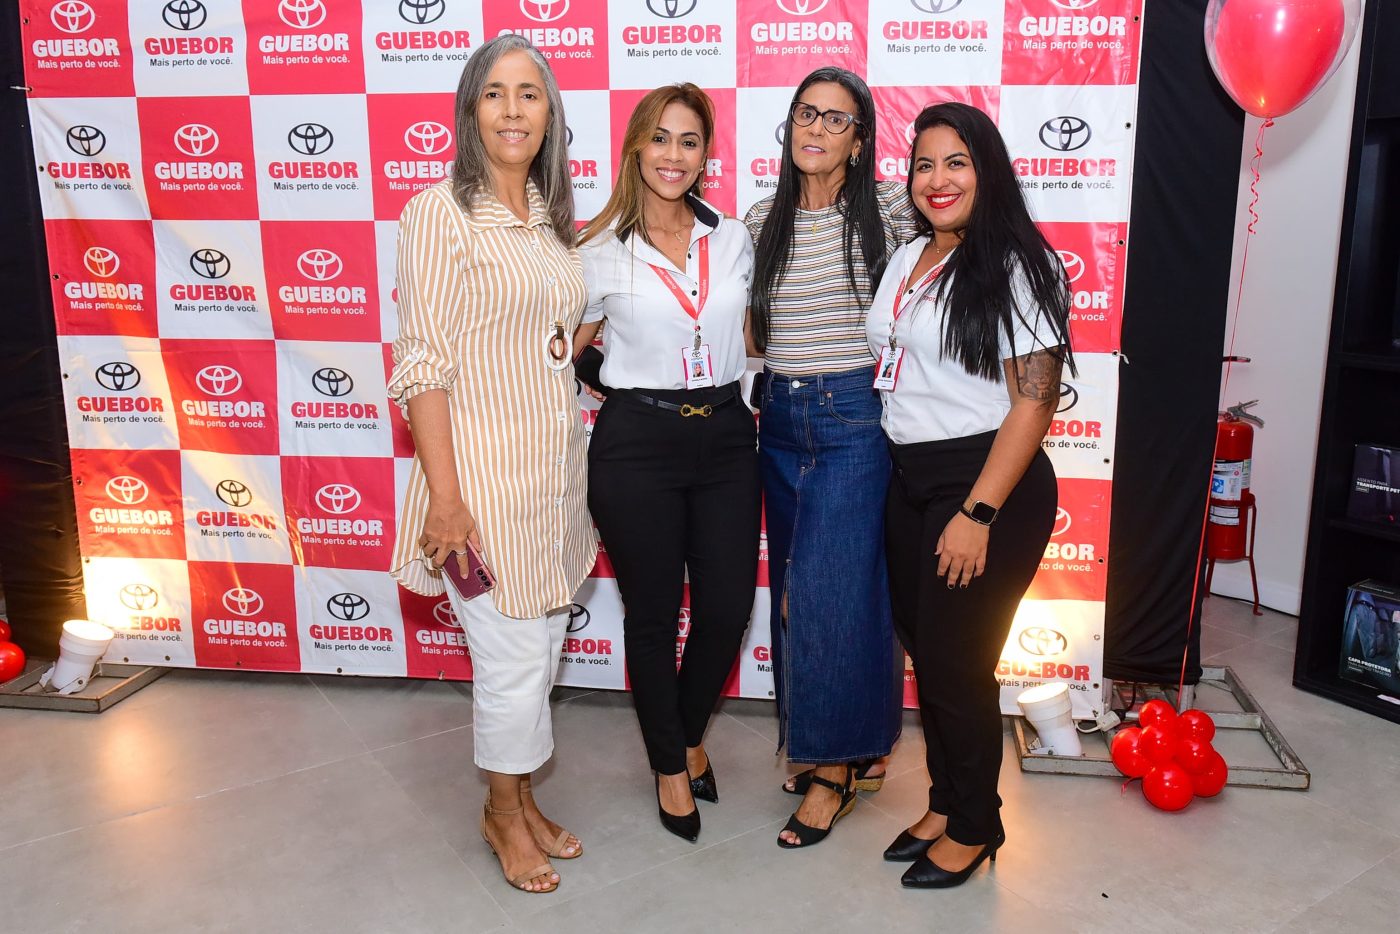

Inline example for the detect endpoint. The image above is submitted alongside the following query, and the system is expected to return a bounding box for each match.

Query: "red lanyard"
[647,236,709,322]
[892,257,946,323]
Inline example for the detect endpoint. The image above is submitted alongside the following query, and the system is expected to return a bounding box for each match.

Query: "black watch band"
[960,500,998,526]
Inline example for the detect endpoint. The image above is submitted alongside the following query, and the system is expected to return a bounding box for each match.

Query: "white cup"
[1017,682,1084,757]
[49,620,114,692]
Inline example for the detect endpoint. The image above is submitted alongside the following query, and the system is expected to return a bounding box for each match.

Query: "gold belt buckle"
[679,403,712,418]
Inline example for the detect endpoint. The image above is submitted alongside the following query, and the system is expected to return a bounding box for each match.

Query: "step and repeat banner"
[23,0,1142,718]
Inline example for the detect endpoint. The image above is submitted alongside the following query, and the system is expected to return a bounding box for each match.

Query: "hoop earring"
[848,153,859,166]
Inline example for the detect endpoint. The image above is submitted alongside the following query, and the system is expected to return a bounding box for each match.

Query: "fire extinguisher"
[1207,400,1265,560]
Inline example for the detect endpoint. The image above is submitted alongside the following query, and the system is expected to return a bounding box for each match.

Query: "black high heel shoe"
[883,827,943,862]
[900,831,1005,889]
[776,765,855,849]
[655,773,700,843]
[689,761,718,804]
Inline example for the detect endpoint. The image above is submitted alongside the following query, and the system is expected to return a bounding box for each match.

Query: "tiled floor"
[2,597,1397,933]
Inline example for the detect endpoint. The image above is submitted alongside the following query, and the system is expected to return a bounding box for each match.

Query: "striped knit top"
[744,181,920,376]
[387,180,596,619]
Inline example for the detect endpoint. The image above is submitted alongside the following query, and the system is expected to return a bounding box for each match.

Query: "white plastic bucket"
[1017,682,1084,756]
[50,620,114,691]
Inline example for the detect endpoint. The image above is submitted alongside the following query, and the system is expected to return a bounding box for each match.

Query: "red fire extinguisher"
[1207,400,1264,560]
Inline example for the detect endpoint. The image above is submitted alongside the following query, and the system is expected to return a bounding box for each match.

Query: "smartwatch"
[959,500,999,526]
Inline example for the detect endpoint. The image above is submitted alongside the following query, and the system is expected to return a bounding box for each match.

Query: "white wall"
[1207,32,1366,615]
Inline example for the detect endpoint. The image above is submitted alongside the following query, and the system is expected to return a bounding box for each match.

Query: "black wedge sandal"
[776,765,856,849]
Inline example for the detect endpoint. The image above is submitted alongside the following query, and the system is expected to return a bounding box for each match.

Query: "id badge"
[872,345,904,391]
[682,344,716,389]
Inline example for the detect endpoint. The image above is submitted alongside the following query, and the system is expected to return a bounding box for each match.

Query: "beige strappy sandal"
[520,780,582,859]
[480,797,558,894]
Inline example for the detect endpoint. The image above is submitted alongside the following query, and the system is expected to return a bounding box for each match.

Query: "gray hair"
[450,34,575,246]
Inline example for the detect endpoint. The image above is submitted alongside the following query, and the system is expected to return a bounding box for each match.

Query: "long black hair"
[749,68,887,353]
[908,102,1075,382]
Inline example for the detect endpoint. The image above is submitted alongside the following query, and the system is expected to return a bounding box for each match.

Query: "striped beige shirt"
[388,180,596,619]
[744,180,919,376]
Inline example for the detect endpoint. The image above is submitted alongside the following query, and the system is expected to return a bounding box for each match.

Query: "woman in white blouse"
[866,102,1073,889]
[388,36,593,895]
[573,84,759,844]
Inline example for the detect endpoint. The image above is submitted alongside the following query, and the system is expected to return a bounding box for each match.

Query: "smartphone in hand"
[442,542,496,602]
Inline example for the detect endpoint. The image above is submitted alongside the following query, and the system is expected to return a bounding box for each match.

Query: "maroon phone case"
[442,544,496,602]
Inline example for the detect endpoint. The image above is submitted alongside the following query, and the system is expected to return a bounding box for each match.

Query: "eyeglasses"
[789,102,859,135]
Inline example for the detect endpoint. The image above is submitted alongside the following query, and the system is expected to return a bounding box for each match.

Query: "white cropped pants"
[443,586,569,774]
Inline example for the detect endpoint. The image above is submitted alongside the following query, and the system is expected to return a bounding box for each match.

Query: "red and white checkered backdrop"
[23,0,1142,718]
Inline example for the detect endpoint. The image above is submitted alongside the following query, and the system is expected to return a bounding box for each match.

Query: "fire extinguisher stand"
[1205,400,1264,616]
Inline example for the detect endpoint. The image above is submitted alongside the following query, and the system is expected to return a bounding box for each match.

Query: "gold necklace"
[647,213,694,244]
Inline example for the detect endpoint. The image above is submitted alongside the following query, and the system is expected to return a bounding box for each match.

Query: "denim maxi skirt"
[759,365,904,763]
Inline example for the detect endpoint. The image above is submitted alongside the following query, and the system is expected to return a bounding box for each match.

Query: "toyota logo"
[905,121,919,145]
[222,587,264,617]
[216,478,253,508]
[189,248,231,280]
[404,121,452,156]
[1057,249,1085,284]
[312,366,354,397]
[1052,507,1072,537]
[119,583,159,611]
[910,0,963,13]
[65,125,106,157]
[773,121,786,146]
[162,0,207,31]
[174,123,219,157]
[196,364,243,397]
[51,1,95,34]
[105,475,149,504]
[1039,116,1092,152]
[1050,0,1099,9]
[315,483,362,515]
[432,599,460,628]
[326,592,370,621]
[566,603,590,633]
[519,0,569,22]
[297,249,342,281]
[565,125,574,146]
[775,0,828,14]
[1019,626,1069,657]
[399,0,446,26]
[95,361,140,392]
[647,0,697,17]
[83,246,120,278]
[1057,382,1078,413]
[278,0,326,29]
[288,122,334,156]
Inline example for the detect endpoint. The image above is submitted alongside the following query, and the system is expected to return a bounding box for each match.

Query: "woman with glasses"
[744,67,918,848]
[388,35,593,895]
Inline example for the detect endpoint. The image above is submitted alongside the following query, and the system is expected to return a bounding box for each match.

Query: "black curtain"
[1105,0,1245,684]
[0,4,84,657]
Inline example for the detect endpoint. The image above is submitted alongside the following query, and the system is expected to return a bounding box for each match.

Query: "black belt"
[618,385,742,418]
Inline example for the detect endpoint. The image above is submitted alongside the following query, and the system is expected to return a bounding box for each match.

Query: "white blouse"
[867,236,1064,445]
[580,195,753,390]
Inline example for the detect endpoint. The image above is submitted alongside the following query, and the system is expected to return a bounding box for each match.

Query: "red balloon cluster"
[0,618,25,685]
[1110,701,1228,811]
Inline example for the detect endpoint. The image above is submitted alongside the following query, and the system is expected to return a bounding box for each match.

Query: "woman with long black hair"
[867,101,1073,888]
[744,67,918,848]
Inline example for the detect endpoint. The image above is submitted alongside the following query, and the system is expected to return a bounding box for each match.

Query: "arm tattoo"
[1015,350,1062,404]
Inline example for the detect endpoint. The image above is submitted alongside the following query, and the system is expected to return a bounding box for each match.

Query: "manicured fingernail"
[960,583,968,589]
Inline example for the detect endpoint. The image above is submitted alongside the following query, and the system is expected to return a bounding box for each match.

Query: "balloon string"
[1177,118,1273,700]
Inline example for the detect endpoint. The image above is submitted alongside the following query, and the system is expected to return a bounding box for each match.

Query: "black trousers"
[885,431,1056,846]
[588,384,761,775]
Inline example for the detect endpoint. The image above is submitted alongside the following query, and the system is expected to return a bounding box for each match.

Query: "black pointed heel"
[655,773,700,843]
[776,765,855,849]
[883,827,943,862]
[900,831,1005,889]
[689,761,718,804]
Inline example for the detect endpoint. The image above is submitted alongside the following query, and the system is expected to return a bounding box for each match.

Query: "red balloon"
[1192,752,1230,797]
[1205,0,1356,118]
[1140,724,1178,765]
[1177,709,1217,743]
[1175,738,1217,774]
[1143,763,1195,812]
[1138,699,1177,730]
[0,619,11,643]
[0,641,25,683]
[1110,727,1151,779]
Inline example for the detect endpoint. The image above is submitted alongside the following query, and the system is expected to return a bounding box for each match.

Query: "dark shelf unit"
[1295,0,1400,724]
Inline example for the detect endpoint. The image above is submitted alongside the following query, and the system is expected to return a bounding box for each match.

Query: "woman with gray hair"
[388,34,593,895]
